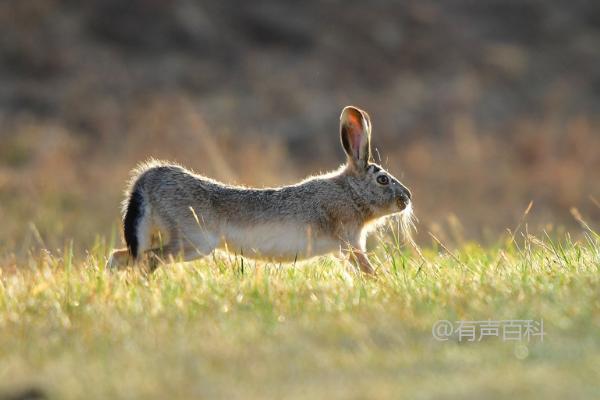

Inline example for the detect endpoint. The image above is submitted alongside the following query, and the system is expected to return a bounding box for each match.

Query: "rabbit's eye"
[376,175,389,185]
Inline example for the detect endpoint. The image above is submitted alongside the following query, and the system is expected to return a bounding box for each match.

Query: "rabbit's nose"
[399,191,410,204]
[396,189,411,210]
[398,187,412,205]
[398,186,411,202]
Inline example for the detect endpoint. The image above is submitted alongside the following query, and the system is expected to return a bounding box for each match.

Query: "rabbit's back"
[130,161,360,252]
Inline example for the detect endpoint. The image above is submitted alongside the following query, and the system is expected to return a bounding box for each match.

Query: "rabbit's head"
[340,106,412,220]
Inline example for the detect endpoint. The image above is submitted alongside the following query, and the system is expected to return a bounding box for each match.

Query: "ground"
[0,227,598,400]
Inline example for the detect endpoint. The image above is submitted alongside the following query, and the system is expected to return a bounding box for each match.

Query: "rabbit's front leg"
[348,248,375,275]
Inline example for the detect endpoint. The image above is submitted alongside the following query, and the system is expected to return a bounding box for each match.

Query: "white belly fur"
[219,223,340,261]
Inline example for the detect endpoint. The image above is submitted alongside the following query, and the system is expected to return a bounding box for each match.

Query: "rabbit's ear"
[340,106,371,169]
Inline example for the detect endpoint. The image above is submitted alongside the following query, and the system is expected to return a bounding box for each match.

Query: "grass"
[0,228,598,400]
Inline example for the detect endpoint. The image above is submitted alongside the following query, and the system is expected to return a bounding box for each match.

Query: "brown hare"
[108,106,413,274]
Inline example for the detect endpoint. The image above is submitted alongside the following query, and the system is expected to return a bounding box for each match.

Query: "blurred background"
[1,0,599,255]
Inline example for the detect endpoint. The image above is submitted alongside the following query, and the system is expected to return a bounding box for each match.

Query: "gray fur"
[108,106,412,274]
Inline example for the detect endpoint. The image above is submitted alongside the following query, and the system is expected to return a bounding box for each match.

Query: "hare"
[107,106,413,274]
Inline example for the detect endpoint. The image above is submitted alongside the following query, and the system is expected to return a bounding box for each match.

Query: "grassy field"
[0,224,598,400]
[2,2,600,399]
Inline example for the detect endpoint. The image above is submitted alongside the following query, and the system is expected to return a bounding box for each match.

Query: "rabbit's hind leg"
[106,248,131,270]
[146,231,217,270]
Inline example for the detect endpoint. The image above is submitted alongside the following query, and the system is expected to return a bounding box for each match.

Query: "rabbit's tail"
[123,185,146,260]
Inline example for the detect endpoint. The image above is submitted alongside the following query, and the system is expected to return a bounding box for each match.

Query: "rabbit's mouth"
[396,198,409,211]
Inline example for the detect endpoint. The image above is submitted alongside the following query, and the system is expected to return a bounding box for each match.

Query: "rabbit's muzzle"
[396,187,412,210]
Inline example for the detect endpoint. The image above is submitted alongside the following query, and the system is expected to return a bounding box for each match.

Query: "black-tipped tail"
[123,188,144,259]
